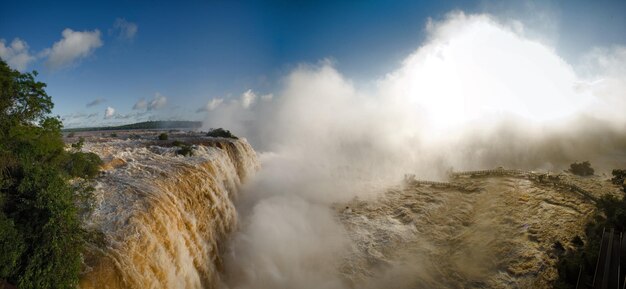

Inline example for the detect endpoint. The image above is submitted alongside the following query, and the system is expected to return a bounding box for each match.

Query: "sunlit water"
[79,136,258,289]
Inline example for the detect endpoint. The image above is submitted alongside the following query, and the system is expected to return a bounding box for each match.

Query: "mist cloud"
[205,12,625,175]
[577,46,626,123]
[212,12,626,289]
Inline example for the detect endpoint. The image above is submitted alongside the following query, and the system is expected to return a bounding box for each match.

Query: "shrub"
[206,128,238,139]
[67,132,75,138]
[172,140,183,147]
[158,133,168,140]
[570,161,594,176]
[611,169,626,190]
[110,133,117,137]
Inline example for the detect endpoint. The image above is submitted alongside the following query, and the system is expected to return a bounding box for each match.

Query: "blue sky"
[1,0,624,127]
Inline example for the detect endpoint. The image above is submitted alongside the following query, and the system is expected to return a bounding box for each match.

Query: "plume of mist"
[206,12,626,289]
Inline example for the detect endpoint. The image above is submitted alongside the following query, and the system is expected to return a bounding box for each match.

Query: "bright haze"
[3,1,626,288]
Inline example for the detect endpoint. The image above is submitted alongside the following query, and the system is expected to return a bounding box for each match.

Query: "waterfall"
[79,137,258,289]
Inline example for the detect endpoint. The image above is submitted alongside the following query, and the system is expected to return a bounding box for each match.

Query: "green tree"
[0,60,100,288]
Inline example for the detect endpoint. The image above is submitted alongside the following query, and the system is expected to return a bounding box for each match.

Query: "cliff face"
[78,137,258,289]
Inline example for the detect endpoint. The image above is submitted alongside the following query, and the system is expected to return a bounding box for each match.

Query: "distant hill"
[62,121,203,132]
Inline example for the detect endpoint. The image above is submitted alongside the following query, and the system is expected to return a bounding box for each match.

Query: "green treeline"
[0,60,102,288]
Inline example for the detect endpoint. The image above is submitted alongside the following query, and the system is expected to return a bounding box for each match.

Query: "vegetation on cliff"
[206,127,238,139]
[555,169,626,288]
[0,60,101,289]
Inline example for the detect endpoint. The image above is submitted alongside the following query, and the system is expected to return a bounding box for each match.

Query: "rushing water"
[79,136,258,289]
[74,133,623,289]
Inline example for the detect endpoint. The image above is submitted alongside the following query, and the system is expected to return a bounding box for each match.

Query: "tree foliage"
[0,60,101,288]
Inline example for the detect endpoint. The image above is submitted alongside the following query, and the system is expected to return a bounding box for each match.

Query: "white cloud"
[148,93,167,110]
[133,98,147,110]
[104,106,115,119]
[44,28,103,69]
[260,93,273,101]
[112,18,138,40]
[0,38,36,71]
[240,89,257,108]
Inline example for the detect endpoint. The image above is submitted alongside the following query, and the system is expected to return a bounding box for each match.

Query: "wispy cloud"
[197,98,224,112]
[86,98,106,107]
[61,112,100,128]
[197,90,270,113]
[148,93,167,110]
[133,98,147,110]
[111,18,138,40]
[0,38,36,71]
[133,93,168,111]
[43,28,103,70]
[112,111,149,120]
[133,92,167,111]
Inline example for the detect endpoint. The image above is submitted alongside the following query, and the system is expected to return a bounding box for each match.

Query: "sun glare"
[381,14,594,132]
